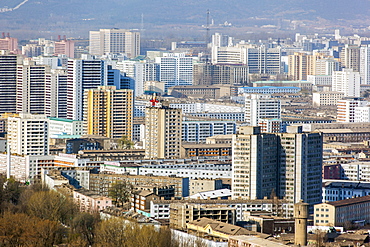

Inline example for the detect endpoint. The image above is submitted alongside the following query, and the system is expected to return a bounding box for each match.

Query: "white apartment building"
[337,98,368,122]
[155,53,194,90]
[244,94,281,126]
[182,121,236,143]
[89,29,140,58]
[340,162,370,181]
[307,75,333,86]
[354,107,370,122]
[49,118,83,137]
[332,69,360,97]
[67,59,107,120]
[16,62,53,116]
[7,113,49,156]
[188,112,245,122]
[312,91,344,107]
[134,62,159,96]
[315,58,339,76]
[170,103,244,114]
[211,45,282,74]
[360,45,370,84]
[100,161,232,180]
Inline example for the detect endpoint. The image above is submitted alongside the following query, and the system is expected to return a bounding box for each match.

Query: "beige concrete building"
[189,179,223,195]
[89,173,187,198]
[314,195,370,227]
[83,86,133,139]
[288,52,315,80]
[145,102,182,159]
[170,202,236,230]
[168,85,231,99]
[312,91,344,107]
[89,29,140,58]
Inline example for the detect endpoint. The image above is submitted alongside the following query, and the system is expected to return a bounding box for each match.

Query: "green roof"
[49,117,77,123]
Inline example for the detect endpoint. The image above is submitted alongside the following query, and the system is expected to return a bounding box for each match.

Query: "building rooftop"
[187,218,253,236]
[186,189,232,200]
[326,195,370,207]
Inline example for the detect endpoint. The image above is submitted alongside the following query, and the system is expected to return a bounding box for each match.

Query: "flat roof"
[326,195,370,207]
[49,117,77,123]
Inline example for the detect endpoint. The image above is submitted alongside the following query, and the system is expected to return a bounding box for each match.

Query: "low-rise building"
[238,86,300,94]
[228,235,287,247]
[89,173,189,198]
[187,218,253,242]
[171,203,236,230]
[181,143,231,158]
[168,85,231,99]
[322,180,370,202]
[182,120,236,143]
[163,198,291,229]
[312,91,344,107]
[73,189,112,212]
[314,195,370,227]
[189,179,223,195]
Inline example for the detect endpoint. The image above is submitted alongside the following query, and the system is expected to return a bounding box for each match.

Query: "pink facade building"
[0,37,19,53]
[54,40,74,58]
[73,189,112,212]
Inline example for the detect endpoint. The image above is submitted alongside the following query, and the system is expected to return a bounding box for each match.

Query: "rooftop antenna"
[206,9,210,47]
[205,9,210,63]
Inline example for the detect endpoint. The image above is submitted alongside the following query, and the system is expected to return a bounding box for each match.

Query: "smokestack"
[58,35,61,41]
[6,143,10,179]
[63,35,66,41]
[7,33,10,38]
[2,33,4,39]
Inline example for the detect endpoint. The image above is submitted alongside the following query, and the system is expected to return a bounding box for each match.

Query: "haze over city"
[1,1,370,247]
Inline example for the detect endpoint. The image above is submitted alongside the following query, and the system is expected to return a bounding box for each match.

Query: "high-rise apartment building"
[67,58,107,120]
[0,37,18,53]
[337,97,368,122]
[89,29,140,58]
[83,86,133,139]
[211,33,231,48]
[54,39,75,58]
[232,126,278,200]
[315,58,339,76]
[155,53,193,90]
[278,126,323,207]
[16,61,52,116]
[145,101,182,159]
[51,69,68,119]
[360,45,370,84]
[211,45,282,75]
[244,94,281,126]
[340,44,360,72]
[288,52,315,80]
[7,113,49,156]
[332,69,360,97]
[232,126,322,209]
[193,63,248,86]
[0,50,23,114]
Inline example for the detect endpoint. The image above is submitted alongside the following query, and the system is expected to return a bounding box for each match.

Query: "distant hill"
[1,0,370,37]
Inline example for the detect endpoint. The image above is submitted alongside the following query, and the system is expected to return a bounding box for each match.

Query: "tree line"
[0,176,206,247]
